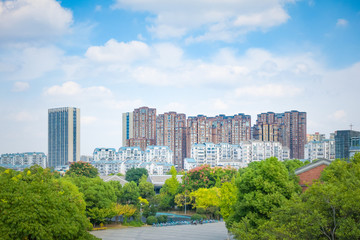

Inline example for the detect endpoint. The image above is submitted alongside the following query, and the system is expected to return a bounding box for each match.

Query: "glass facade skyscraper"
[335,130,360,159]
[48,107,80,168]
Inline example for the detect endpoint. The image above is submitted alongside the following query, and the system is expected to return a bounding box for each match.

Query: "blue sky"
[0,0,359,155]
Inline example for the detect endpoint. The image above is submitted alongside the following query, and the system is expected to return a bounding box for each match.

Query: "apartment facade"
[48,107,80,168]
[335,130,360,159]
[305,139,335,161]
[0,152,47,170]
[254,110,306,159]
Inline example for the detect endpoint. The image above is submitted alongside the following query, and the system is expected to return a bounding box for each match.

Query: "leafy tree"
[88,207,115,226]
[219,180,237,222]
[68,176,117,210]
[139,174,155,199]
[262,154,360,240]
[0,166,98,240]
[120,181,140,205]
[67,161,98,178]
[125,168,148,185]
[108,180,123,203]
[158,166,180,210]
[228,157,301,239]
[183,165,237,191]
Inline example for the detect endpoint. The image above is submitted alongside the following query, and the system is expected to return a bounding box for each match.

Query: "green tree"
[125,168,148,185]
[228,157,301,239]
[120,181,140,205]
[158,166,180,210]
[67,161,98,178]
[0,166,98,240]
[262,154,360,240]
[139,174,155,199]
[219,179,237,222]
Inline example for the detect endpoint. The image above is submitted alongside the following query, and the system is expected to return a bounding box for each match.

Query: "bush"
[196,207,206,214]
[146,216,158,225]
[156,215,168,223]
[87,222,94,231]
[191,213,203,221]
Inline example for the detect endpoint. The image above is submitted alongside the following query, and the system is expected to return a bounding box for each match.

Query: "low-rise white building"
[0,152,47,170]
[93,148,117,161]
[184,158,197,171]
[191,141,289,168]
[145,146,173,163]
[305,139,335,161]
[117,147,144,161]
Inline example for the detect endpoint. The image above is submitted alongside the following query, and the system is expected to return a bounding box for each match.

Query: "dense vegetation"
[1,153,358,240]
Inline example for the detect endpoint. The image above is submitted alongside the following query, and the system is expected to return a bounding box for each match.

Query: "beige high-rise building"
[156,112,186,168]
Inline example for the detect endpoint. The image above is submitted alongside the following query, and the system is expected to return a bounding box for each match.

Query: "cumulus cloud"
[12,82,29,92]
[85,39,151,63]
[234,84,303,98]
[336,18,348,27]
[0,0,73,42]
[112,0,292,41]
[44,81,112,98]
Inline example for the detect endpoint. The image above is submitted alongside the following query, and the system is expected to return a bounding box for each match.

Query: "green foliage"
[139,175,155,199]
[156,215,168,223]
[67,176,117,210]
[191,214,204,221]
[261,155,360,239]
[66,161,98,178]
[219,180,237,222]
[108,180,123,203]
[146,216,158,225]
[158,168,180,210]
[0,166,97,240]
[125,168,148,185]
[87,206,115,225]
[228,157,301,238]
[142,197,159,218]
[120,181,140,205]
[183,165,237,191]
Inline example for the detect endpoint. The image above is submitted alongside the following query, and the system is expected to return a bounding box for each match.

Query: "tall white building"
[122,112,134,146]
[48,107,80,168]
[305,139,335,161]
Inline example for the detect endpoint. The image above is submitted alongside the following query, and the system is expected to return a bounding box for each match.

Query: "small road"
[91,221,231,240]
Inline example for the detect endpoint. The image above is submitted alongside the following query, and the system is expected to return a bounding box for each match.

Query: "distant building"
[350,137,360,158]
[184,158,197,171]
[117,147,144,161]
[305,139,335,161]
[80,155,93,162]
[156,111,187,169]
[144,146,173,163]
[335,130,360,159]
[48,107,80,168]
[125,107,157,150]
[307,132,326,143]
[295,159,332,191]
[93,148,117,161]
[122,112,133,147]
[0,152,47,171]
[253,110,306,159]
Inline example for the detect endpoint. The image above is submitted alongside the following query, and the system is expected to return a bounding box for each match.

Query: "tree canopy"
[125,168,148,185]
[67,161,98,178]
[0,166,98,240]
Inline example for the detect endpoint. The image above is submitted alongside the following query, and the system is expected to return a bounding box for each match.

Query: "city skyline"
[0,0,359,155]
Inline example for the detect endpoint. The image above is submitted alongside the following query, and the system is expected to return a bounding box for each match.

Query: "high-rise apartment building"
[186,114,251,157]
[335,130,360,159]
[125,107,156,150]
[48,107,80,168]
[122,112,133,146]
[254,110,306,159]
[156,112,187,168]
[307,132,326,143]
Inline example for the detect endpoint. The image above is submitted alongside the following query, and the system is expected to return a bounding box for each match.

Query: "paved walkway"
[91,222,230,240]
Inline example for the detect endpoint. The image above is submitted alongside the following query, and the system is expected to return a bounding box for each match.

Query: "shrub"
[87,222,94,231]
[156,215,168,223]
[146,216,158,225]
[196,207,206,214]
[191,213,203,221]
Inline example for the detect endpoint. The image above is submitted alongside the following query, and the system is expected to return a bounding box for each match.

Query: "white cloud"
[0,0,73,42]
[12,82,29,92]
[234,84,303,98]
[85,39,150,63]
[113,0,293,41]
[336,18,348,27]
[44,81,112,98]
[95,5,102,12]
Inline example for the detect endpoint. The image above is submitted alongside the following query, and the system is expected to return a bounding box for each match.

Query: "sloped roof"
[100,175,128,186]
[294,158,332,175]
[147,175,183,187]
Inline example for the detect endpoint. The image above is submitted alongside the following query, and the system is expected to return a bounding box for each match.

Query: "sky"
[1,0,360,156]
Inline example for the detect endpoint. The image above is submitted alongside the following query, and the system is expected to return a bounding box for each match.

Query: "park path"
[91,221,231,240]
